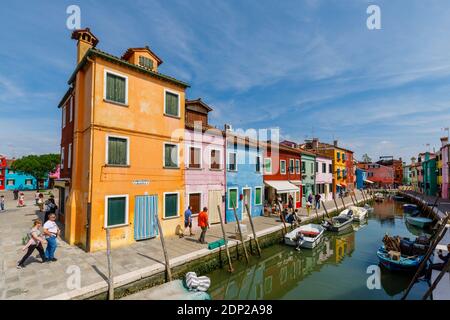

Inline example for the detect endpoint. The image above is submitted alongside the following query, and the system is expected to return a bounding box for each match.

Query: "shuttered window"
[228,189,238,209]
[301,161,306,173]
[165,91,179,117]
[139,56,153,69]
[280,160,286,174]
[255,187,262,205]
[105,72,127,105]
[164,193,179,218]
[108,137,128,165]
[228,152,237,171]
[256,156,261,173]
[189,147,201,168]
[289,159,294,174]
[210,149,221,169]
[107,196,127,227]
[264,158,272,174]
[189,193,201,214]
[164,143,178,168]
[296,160,300,174]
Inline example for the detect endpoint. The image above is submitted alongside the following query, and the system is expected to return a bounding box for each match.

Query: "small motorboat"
[374,193,384,202]
[406,216,433,229]
[284,224,325,249]
[347,205,368,222]
[377,246,424,272]
[403,203,418,213]
[322,213,353,232]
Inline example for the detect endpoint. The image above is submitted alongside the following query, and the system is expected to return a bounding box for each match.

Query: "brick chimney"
[71,28,99,63]
[333,140,338,147]
[312,138,319,150]
[441,136,448,147]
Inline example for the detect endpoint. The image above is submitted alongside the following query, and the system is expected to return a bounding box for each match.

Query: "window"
[25,179,33,186]
[310,163,314,174]
[256,156,261,173]
[322,163,326,173]
[337,169,341,178]
[295,191,300,202]
[105,195,128,227]
[329,183,333,192]
[337,152,340,160]
[164,193,179,218]
[8,169,15,174]
[280,160,286,174]
[62,106,66,128]
[228,152,237,171]
[264,158,272,174]
[188,193,201,214]
[68,143,72,169]
[289,159,294,174]
[105,71,127,105]
[255,187,262,205]
[164,143,179,168]
[61,147,65,170]
[329,164,332,173]
[107,136,129,166]
[69,97,73,122]
[296,160,300,174]
[315,162,318,173]
[301,161,306,173]
[7,179,15,186]
[139,56,153,69]
[164,90,180,117]
[188,146,201,169]
[228,188,238,209]
[210,149,221,170]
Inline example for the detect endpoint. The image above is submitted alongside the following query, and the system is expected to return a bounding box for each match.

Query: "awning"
[336,184,341,187]
[290,180,302,186]
[264,180,299,193]
[54,179,70,188]
[364,179,374,184]
[341,182,347,187]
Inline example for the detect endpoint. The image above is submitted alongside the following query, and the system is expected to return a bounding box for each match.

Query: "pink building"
[441,137,449,199]
[357,163,394,188]
[184,99,225,230]
[315,155,333,201]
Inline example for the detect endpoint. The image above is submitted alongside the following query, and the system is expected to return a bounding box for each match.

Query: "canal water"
[207,199,432,300]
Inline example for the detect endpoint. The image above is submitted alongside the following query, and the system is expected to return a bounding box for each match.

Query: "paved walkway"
[0,189,367,300]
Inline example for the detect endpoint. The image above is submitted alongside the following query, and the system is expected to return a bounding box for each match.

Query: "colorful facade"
[300,151,316,206]
[58,29,189,251]
[225,133,264,222]
[184,99,225,229]
[0,155,6,190]
[402,163,411,186]
[4,159,49,190]
[421,152,437,196]
[355,168,367,189]
[315,155,333,201]
[345,150,355,191]
[437,150,442,197]
[356,163,394,188]
[441,137,449,199]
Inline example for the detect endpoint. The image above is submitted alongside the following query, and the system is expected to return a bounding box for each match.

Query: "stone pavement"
[0,189,367,300]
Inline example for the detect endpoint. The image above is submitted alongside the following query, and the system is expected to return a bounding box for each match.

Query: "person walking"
[43,213,60,262]
[34,190,40,205]
[13,188,19,200]
[183,206,194,237]
[306,193,313,216]
[17,192,25,207]
[315,193,321,209]
[37,193,44,212]
[288,194,294,212]
[44,197,57,223]
[0,195,5,211]
[198,207,209,244]
[17,219,47,268]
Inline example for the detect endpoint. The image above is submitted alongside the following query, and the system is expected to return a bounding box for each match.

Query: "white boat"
[322,214,354,232]
[284,224,325,249]
[347,205,368,222]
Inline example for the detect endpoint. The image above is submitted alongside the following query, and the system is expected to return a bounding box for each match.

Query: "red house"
[0,155,6,190]
[263,141,302,209]
[357,162,394,188]
[345,150,355,191]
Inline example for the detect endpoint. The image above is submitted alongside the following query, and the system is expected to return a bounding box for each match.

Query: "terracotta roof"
[185,98,213,112]
[71,28,99,46]
[121,46,163,66]
[185,122,224,136]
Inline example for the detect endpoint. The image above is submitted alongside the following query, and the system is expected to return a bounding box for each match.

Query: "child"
[0,195,5,211]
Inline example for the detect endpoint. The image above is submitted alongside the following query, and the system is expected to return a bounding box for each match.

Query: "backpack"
[22,233,31,246]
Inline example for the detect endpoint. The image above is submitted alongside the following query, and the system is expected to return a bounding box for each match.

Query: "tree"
[361,153,372,163]
[11,154,60,186]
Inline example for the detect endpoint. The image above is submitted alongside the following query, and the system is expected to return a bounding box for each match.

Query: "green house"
[422,152,437,196]
[301,151,316,206]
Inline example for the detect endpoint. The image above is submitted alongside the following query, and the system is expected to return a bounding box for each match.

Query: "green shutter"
[255,188,261,205]
[229,189,237,209]
[165,92,179,116]
[106,73,126,104]
[164,144,177,167]
[165,194,178,218]
[107,197,126,226]
[108,137,127,165]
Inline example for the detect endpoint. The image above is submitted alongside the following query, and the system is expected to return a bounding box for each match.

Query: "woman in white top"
[43,213,60,262]
[17,219,47,268]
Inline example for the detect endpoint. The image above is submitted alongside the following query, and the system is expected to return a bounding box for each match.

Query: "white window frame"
[68,143,72,169]
[227,152,238,172]
[296,159,300,174]
[104,194,129,228]
[264,158,272,174]
[62,106,66,128]
[187,191,203,215]
[163,88,181,118]
[25,179,33,186]
[187,144,202,169]
[163,192,180,219]
[254,186,263,205]
[163,142,180,168]
[280,160,286,175]
[7,179,15,186]
[228,187,239,210]
[242,187,252,215]
[104,69,129,106]
[256,155,262,173]
[106,134,130,166]
[61,146,65,170]
[209,148,222,170]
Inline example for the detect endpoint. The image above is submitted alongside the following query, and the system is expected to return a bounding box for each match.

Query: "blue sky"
[1,0,450,162]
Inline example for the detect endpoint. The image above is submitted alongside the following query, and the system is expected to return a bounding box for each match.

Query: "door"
[242,188,251,218]
[208,190,222,224]
[189,193,201,215]
[134,195,158,240]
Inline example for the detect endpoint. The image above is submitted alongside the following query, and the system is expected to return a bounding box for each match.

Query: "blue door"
[134,195,158,240]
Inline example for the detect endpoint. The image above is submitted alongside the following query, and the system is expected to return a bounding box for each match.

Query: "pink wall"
[442,145,449,199]
[184,128,225,230]
[315,156,333,201]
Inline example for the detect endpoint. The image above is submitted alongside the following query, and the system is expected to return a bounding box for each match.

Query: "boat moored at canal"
[322,213,353,232]
[284,224,325,249]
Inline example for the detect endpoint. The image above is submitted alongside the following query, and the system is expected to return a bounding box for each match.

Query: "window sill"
[105,164,130,168]
[163,215,180,220]
[209,168,222,171]
[187,167,202,170]
[164,166,180,170]
[104,99,128,107]
[104,223,130,229]
[164,113,181,120]
[227,170,238,172]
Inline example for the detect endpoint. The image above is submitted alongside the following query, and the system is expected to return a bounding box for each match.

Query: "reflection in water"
[207,199,431,300]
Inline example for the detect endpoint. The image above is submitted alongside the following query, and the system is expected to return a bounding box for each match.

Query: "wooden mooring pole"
[422,256,450,300]
[321,201,331,219]
[350,192,356,206]
[401,213,449,300]
[232,203,249,263]
[106,228,114,300]
[217,205,234,272]
[156,214,172,282]
[245,204,262,257]
[333,197,339,212]
[341,195,346,209]
[427,196,440,218]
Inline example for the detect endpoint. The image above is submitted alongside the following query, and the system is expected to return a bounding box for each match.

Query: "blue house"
[5,161,48,190]
[226,134,264,222]
[356,168,367,189]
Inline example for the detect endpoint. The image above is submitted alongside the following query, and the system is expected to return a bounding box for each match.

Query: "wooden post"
[105,228,114,300]
[350,192,356,206]
[156,214,172,282]
[333,197,339,212]
[314,206,321,222]
[422,257,450,300]
[427,196,440,218]
[401,214,449,300]
[217,205,234,272]
[340,195,346,209]
[245,204,262,257]
[322,201,331,219]
[232,203,249,263]
[361,189,367,203]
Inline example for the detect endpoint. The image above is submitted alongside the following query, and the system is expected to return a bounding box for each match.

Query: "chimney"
[71,28,99,63]
[441,136,448,147]
[312,138,319,150]
[333,140,338,147]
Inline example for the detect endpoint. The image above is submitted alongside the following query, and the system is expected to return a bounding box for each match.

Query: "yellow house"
[57,29,189,252]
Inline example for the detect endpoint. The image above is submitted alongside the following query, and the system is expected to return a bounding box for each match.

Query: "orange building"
[56,29,189,251]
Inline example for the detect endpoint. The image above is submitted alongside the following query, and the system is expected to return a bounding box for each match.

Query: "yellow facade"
[437,152,443,186]
[64,30,188,251]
